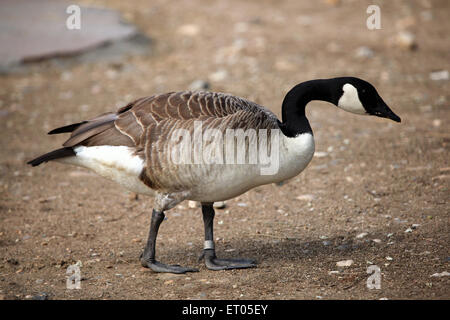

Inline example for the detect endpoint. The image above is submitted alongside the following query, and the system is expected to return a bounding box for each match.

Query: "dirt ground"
[0,0,449,300]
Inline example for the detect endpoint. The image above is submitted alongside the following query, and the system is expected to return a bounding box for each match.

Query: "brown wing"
[57,91,279,190]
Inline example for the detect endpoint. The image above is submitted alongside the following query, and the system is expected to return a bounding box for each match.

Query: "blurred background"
[0,0,448,299]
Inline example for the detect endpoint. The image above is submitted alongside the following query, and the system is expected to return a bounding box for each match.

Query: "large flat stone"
[0,0,150,72]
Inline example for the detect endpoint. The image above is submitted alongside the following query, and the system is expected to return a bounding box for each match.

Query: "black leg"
[200,203,257,270]
[140,209,198,274]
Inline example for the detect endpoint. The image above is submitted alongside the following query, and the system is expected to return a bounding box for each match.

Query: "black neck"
[278,79,341,137]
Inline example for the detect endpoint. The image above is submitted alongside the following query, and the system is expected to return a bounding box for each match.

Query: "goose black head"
[334,77,401,122]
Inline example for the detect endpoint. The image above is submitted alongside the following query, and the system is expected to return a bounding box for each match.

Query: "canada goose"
[28,77,401,274]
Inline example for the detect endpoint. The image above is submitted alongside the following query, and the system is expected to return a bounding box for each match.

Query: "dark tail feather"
[27,147,75,167]
[48,121,87,135]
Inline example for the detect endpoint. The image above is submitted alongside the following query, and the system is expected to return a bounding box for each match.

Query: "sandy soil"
[0,0,449,299]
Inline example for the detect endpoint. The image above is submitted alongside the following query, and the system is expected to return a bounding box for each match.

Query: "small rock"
[189,80,210,91]
[213,201,226,209]
[355,46,374,58]
[296,194,315,201]
[336,259,354,267]
[209,69,228,82]
[237,202,247,207]
[38,196,58,203]
[429,70,449,81]
[430,271,450,277]
[386,256,393,261]
[356,232,368,239]
[432,119,441,127]
[177,24,200,36]
[328,270,340,275]
[337,244,350,251]
[188,200,198,208]
[405,227,413,233]
[372,239,382,244]
[395,31,417,50]
[420,105,433,112]
[322,241,331,246]
[32,292,48,300]
[314,151,328,158]
[129,193,139,201]
[420,10,433,21]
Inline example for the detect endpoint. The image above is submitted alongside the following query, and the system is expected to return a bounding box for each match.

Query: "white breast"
[276,132,315,182]
[188,132,315,202]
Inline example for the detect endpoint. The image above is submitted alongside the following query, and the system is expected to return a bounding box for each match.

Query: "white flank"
[337,83,367,115]
[57,145,152,195]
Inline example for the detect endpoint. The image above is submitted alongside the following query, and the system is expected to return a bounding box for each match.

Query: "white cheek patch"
[337,83,367,115]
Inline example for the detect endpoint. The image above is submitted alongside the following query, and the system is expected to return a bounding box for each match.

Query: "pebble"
[355,46,374,58]
[395,31,417,50]
[314,151,328,158]
[429,70,449,81]
[405,227,413,233]
[296,194,315,201]
[209,69,228,82]
[430,271,450,277]
[386,256,393,261]
[177,24,200,36]
[32,293,48,300]
[188,200,198,208]
[432,119,441,127]
[356,232,368,239]
[189,80,210,91]
[237,202,247,207]
[337,244,350,251]
[328,270,339,275]
[336,259,354,267]
[372,239,382,244]
[322,241,331,246]
[214,201,226,209]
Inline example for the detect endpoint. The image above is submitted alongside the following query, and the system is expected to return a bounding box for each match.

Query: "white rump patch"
[58,145,152,195]
[337,83,367,115]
